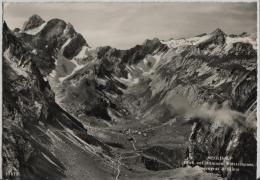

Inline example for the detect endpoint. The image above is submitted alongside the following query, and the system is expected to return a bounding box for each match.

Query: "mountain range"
[2,14,257,180]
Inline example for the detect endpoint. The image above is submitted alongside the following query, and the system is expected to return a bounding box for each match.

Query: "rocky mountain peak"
[3,21,19,51]
[210,28,226,45]
[211,28,225,35]
[13,28,20,32]
[22,14,45,32]
[238,32,249,37]
[197,28,226,49]
[142,37,163,48]
[64,22,76,37]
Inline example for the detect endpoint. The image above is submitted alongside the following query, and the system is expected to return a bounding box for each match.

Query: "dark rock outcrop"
[227,42,256,58]
[197,28,226,49]
[63,33,88,59]
[22,14,45,32]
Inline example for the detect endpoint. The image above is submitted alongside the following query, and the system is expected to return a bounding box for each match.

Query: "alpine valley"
[2,15,257,180]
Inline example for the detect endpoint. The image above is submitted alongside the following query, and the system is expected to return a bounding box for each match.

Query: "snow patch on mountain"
[58,59,85,82]
[197,63,211,76]
[49,69,57,78]
[144,54,162,75]
[116,72,140,86]
[61,38,72,50]
[161,34,211,48]
[4,47,28,77]
[74,46,88,59]
[225,36,257,51]
[151,54,162,68]
[24,22,47,35]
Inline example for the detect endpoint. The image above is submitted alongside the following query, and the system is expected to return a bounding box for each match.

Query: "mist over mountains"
[2,14,257,180]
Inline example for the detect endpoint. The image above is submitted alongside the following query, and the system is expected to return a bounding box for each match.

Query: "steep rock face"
[154,30,257,179]
[2,22,115,180]
[188,118,256,179]
[2,57,65,180]
[121,37,168,65]
[94,38,167,78]
[22,14,45,32]
[16,16,90,78]
[63,33,88,59]
[58,64,128,124]
[197,28,226,49]
[3,22,63,179]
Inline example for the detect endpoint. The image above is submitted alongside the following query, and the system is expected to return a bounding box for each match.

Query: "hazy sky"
[3,2,257,49]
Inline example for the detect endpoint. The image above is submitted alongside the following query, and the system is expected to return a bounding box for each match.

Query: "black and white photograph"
[2,1,258,180]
